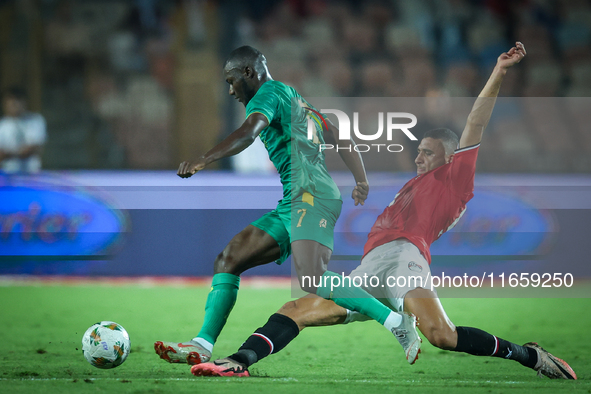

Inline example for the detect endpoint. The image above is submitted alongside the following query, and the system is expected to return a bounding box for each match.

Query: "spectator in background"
[0,87,47,173]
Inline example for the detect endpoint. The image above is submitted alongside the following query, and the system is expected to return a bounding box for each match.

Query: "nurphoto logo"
[304,105,418,153]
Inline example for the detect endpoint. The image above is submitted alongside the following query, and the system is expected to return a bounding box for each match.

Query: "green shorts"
[251,193,343,264]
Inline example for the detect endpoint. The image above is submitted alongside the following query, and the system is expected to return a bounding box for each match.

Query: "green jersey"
[245,80,341,203]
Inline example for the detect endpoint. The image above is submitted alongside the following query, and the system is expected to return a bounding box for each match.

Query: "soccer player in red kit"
[362,140,477,266]
[191,42,576,380]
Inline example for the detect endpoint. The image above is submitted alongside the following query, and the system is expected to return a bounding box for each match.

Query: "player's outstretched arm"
[324,120,369,206]
[177,113,269,178]
[459,41,526,149]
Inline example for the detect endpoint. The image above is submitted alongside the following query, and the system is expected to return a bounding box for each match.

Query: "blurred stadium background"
[2,0,591,172]
[1,0,591,280]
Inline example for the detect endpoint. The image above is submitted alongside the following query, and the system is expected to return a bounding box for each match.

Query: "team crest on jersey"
[319,218,327,228]
[408,261,423,273]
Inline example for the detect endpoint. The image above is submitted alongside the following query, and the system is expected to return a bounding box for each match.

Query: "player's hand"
[497,41,526,70]
[177,160,206,178]
[352,182,369,206]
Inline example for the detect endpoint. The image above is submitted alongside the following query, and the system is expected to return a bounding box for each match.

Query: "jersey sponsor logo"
[319,218,327,228]
[408,261,423,273]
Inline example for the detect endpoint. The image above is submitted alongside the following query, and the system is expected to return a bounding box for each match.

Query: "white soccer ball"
[82,321,130,369]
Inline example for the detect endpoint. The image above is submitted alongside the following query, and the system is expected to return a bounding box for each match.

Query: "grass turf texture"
[0,283,589,393]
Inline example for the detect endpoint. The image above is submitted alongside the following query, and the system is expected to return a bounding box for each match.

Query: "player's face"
[224,68,256,107]
[415,138,451,175]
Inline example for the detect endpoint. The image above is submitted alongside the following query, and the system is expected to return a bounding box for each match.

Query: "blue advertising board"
[0,171,590,278]
[0,174,127,259]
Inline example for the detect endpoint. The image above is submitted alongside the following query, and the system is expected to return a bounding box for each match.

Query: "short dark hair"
[4,86,27,101]
[423,128,459,155]
[224,45,268,75]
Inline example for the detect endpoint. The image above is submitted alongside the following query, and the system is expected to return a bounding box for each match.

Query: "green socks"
[316,271,391,325]
[195,273,240,345]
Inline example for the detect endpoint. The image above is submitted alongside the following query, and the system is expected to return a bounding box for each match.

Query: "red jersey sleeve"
[449,144,479,199]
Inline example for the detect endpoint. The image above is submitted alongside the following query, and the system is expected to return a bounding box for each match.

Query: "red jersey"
[363,144,479,264]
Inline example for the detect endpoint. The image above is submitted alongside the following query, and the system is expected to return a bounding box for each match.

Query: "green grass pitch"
[0,280,589,393]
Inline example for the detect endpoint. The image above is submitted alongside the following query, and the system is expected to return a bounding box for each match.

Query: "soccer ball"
[82,321,130,369]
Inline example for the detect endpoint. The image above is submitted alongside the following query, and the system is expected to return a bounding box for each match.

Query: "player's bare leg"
[212,225,282,275]
[403,288,457,349]
[290,240,331,293]
[155,225,281,365]
[404,287,576,379]
[278,295,347,330]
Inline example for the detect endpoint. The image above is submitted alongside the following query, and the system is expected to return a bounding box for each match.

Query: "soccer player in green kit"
[154,46,421,366]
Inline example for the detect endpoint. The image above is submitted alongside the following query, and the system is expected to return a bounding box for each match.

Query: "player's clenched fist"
[177,160,206,178]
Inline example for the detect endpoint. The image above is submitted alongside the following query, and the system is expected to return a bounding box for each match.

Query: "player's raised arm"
[459,42,526,149]
[177,113,269,178]
[324,119,369,206]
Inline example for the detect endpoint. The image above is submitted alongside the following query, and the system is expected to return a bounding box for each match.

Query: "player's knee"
[425,326,456,350]
[213,250,243,275]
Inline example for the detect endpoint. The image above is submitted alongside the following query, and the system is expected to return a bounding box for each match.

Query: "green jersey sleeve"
[245,82,280,124]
